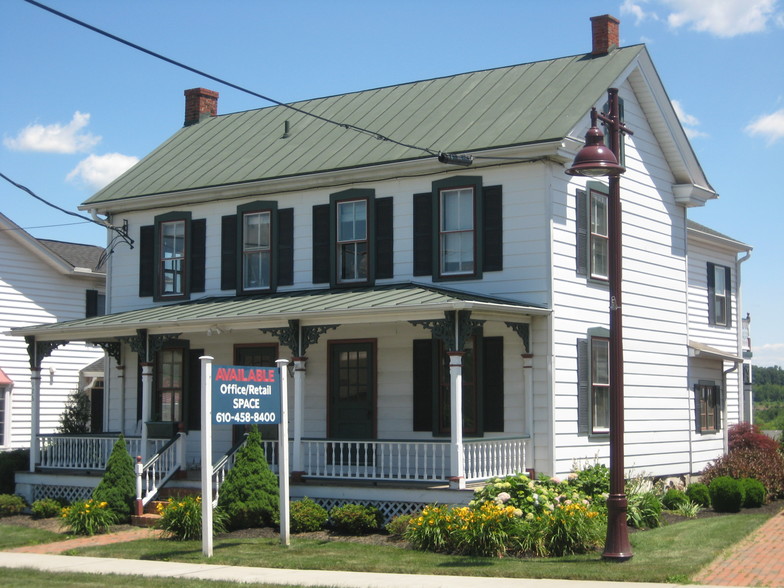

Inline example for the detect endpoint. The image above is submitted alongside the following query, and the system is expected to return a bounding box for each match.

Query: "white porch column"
[29,367,41,472]
[292,357,307,475]
[522,353,534,471]
[448,351,465,489]
[140,362,153,462]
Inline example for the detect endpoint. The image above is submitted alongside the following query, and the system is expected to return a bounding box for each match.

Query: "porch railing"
[37,434,168,470]
[135,432,185,512]
[463,437,529,482]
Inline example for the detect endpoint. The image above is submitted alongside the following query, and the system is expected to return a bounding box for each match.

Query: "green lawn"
[0,525,65,550]
[54,512,771,584]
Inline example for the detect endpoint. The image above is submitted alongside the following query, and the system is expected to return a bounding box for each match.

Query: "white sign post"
[276,358,291,547]
[200,355,214,557]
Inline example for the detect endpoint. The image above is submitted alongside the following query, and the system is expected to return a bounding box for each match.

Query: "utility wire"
[25,0,440,158]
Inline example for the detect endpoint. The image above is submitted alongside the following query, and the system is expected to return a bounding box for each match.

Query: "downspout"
[736,250,752,423]
[683,214,693,477]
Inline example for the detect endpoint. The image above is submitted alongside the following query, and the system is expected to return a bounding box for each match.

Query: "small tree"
[92,434,136,522]
[58,390,91,434]
[217,428,279,530]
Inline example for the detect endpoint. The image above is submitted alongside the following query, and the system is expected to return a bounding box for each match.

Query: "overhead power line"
[24,0,441,158]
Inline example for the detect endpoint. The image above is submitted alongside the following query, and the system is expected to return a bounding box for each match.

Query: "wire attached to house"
[24,0,441,159]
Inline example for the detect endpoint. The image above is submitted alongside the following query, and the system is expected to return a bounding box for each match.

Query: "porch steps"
[129,486,202,527]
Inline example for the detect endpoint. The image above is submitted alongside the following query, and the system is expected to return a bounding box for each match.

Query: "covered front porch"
[13,283,547,506]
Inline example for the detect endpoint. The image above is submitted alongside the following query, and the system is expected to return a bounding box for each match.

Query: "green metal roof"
[84,46,644,206]
[12,283,549,341]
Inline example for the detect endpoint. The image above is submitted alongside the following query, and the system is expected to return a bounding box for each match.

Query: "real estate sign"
[211,365,281,425]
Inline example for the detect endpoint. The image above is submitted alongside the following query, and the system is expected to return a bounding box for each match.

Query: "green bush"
[290,497,328,533]
[661,488,689,510]
[156,495,227,540]
[60,498,117,535]
[567,463,610,497]
[0,449,29,495]
[527,502,606,557]
[740,478,766,508]
[329,503,383,535]
[685,482,711,507]
[31,498,62,519]
[92,434,136,523]
[58,389,91,434]
[626,491,662,529]
[709,476,744,513]
[0,494,26,516]
[701,447,784,498]
[673,500,702,518]
[385,513,413,538]
[217,428,279,530]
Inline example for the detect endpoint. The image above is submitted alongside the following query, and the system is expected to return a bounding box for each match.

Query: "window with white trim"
[160,219,185,297]
[696,382,721,432]
[242,211,272,291]
[439,187,475,276]
[577,328,610,436]
[590,190,609,280]
[336,199,368,283]
[708,263,731,327]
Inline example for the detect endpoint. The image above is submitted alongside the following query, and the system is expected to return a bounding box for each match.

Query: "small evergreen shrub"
[217,428,279,530]
[709,476,744,512]
[31,498,62,519]
[60,499,117,535]
[290,497,328,533]
[156,495,227,540]
[58,390,91,434]
[0,494,26,516]
[661,488,689,510]
[329,503,383,535]
[385,513,413,538]
[685,483,711,507]
[701,447,784,498]
[740,478,766,508]
[626,491,662,529]
[92,434,136,523]
[0,449,29,495]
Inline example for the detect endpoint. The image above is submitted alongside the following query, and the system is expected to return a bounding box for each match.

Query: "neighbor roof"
[83,46,645,206]
[38,239,104,272]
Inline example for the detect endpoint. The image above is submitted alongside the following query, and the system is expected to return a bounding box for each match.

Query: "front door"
[328,340,375,440]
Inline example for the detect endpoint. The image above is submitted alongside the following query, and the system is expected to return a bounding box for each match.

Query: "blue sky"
[1,0,783,366]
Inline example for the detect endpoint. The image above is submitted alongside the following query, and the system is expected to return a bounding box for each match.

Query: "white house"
[0,212,105,450]
[12,15,752,516]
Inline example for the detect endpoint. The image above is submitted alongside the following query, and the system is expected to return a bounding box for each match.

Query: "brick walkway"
[6,526,159,554]
[693,509,784,587]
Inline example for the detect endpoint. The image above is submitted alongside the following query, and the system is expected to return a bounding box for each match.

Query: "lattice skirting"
[32,484,93,504]
[308,497,427,523]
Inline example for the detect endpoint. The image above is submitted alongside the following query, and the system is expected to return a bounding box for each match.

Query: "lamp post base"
[603,493,633,561]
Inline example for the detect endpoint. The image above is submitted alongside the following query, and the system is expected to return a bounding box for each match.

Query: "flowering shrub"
[525,502,605,557]
[701,447,784,498]
[156,495,227,540]
[60,499,117,535]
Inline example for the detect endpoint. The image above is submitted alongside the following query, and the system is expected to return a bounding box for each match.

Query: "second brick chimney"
[590,14,620,56]
[184,88,219,126]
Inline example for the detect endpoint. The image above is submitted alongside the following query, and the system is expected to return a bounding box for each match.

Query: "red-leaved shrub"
[728,422,780,453]
[701,447,784,499]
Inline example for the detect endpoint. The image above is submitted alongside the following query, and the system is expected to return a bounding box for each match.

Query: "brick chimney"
[590,14,620,55]
[184,88,219,126]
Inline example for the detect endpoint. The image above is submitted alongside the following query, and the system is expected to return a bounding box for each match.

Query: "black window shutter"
[221,215,237,291]
[278,208,294,286]
[577,338,590,435]
[413,339,433,431]
[186,349,203,431]
[139,225,155,297]
[375,197,394,279]
[413,192,433,276]
[694,385,702,433]
[190,219,206,293]
[576,190,588,277]
[482,186,503,272]
[86,289,99,318]
[482,336,504,432]
[312,203,330,284]
[724,267,732,328]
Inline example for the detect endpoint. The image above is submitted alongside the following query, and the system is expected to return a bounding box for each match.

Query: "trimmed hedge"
[709,476,744,513]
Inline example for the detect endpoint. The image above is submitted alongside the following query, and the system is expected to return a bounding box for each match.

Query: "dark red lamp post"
[566,87,633,561]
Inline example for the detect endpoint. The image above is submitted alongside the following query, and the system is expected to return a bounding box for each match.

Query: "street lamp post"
[566,88,633,561]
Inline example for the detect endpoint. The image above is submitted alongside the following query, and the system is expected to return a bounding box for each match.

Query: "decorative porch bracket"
[117,329,182,362]
[24,336,68,369]
[410,310,484,352]
[94,341,122,365]
[260,319,339,356]
[504,322,531,354]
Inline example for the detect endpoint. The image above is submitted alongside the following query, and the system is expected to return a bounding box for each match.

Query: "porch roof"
[11,283,549,342]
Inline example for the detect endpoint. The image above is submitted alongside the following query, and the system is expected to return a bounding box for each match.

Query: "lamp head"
[566,123,625,177]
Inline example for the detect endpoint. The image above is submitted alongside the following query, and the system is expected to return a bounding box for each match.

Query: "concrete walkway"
[2,511,784,587]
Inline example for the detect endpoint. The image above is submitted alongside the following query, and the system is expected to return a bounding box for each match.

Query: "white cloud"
[752,342,784,368]
[621,0,660,25]
[663,0,781,37]
[66,153,139,190]
[671,99,709,139]
[3,111,101,154]
[745,109,784,145]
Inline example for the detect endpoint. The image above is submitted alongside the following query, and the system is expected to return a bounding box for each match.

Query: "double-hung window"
[156,347,184,422]
[708,263,731,327]
[439,187,475,276]
[160,220,185,297]
[337,199,368,283]
[696,382,721,432]
[242,211,272,291]
[577,328,610,436]
[590,190,609,280]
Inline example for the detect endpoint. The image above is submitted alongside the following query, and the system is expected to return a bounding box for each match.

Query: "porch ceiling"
[11,282,549,342]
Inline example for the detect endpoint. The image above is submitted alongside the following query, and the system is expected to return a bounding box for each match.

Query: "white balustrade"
[463,437,529,482]
[37,434,169,471]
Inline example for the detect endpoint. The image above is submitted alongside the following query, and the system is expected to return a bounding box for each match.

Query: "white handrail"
[36,434,167,470]
[135,432,185,512]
